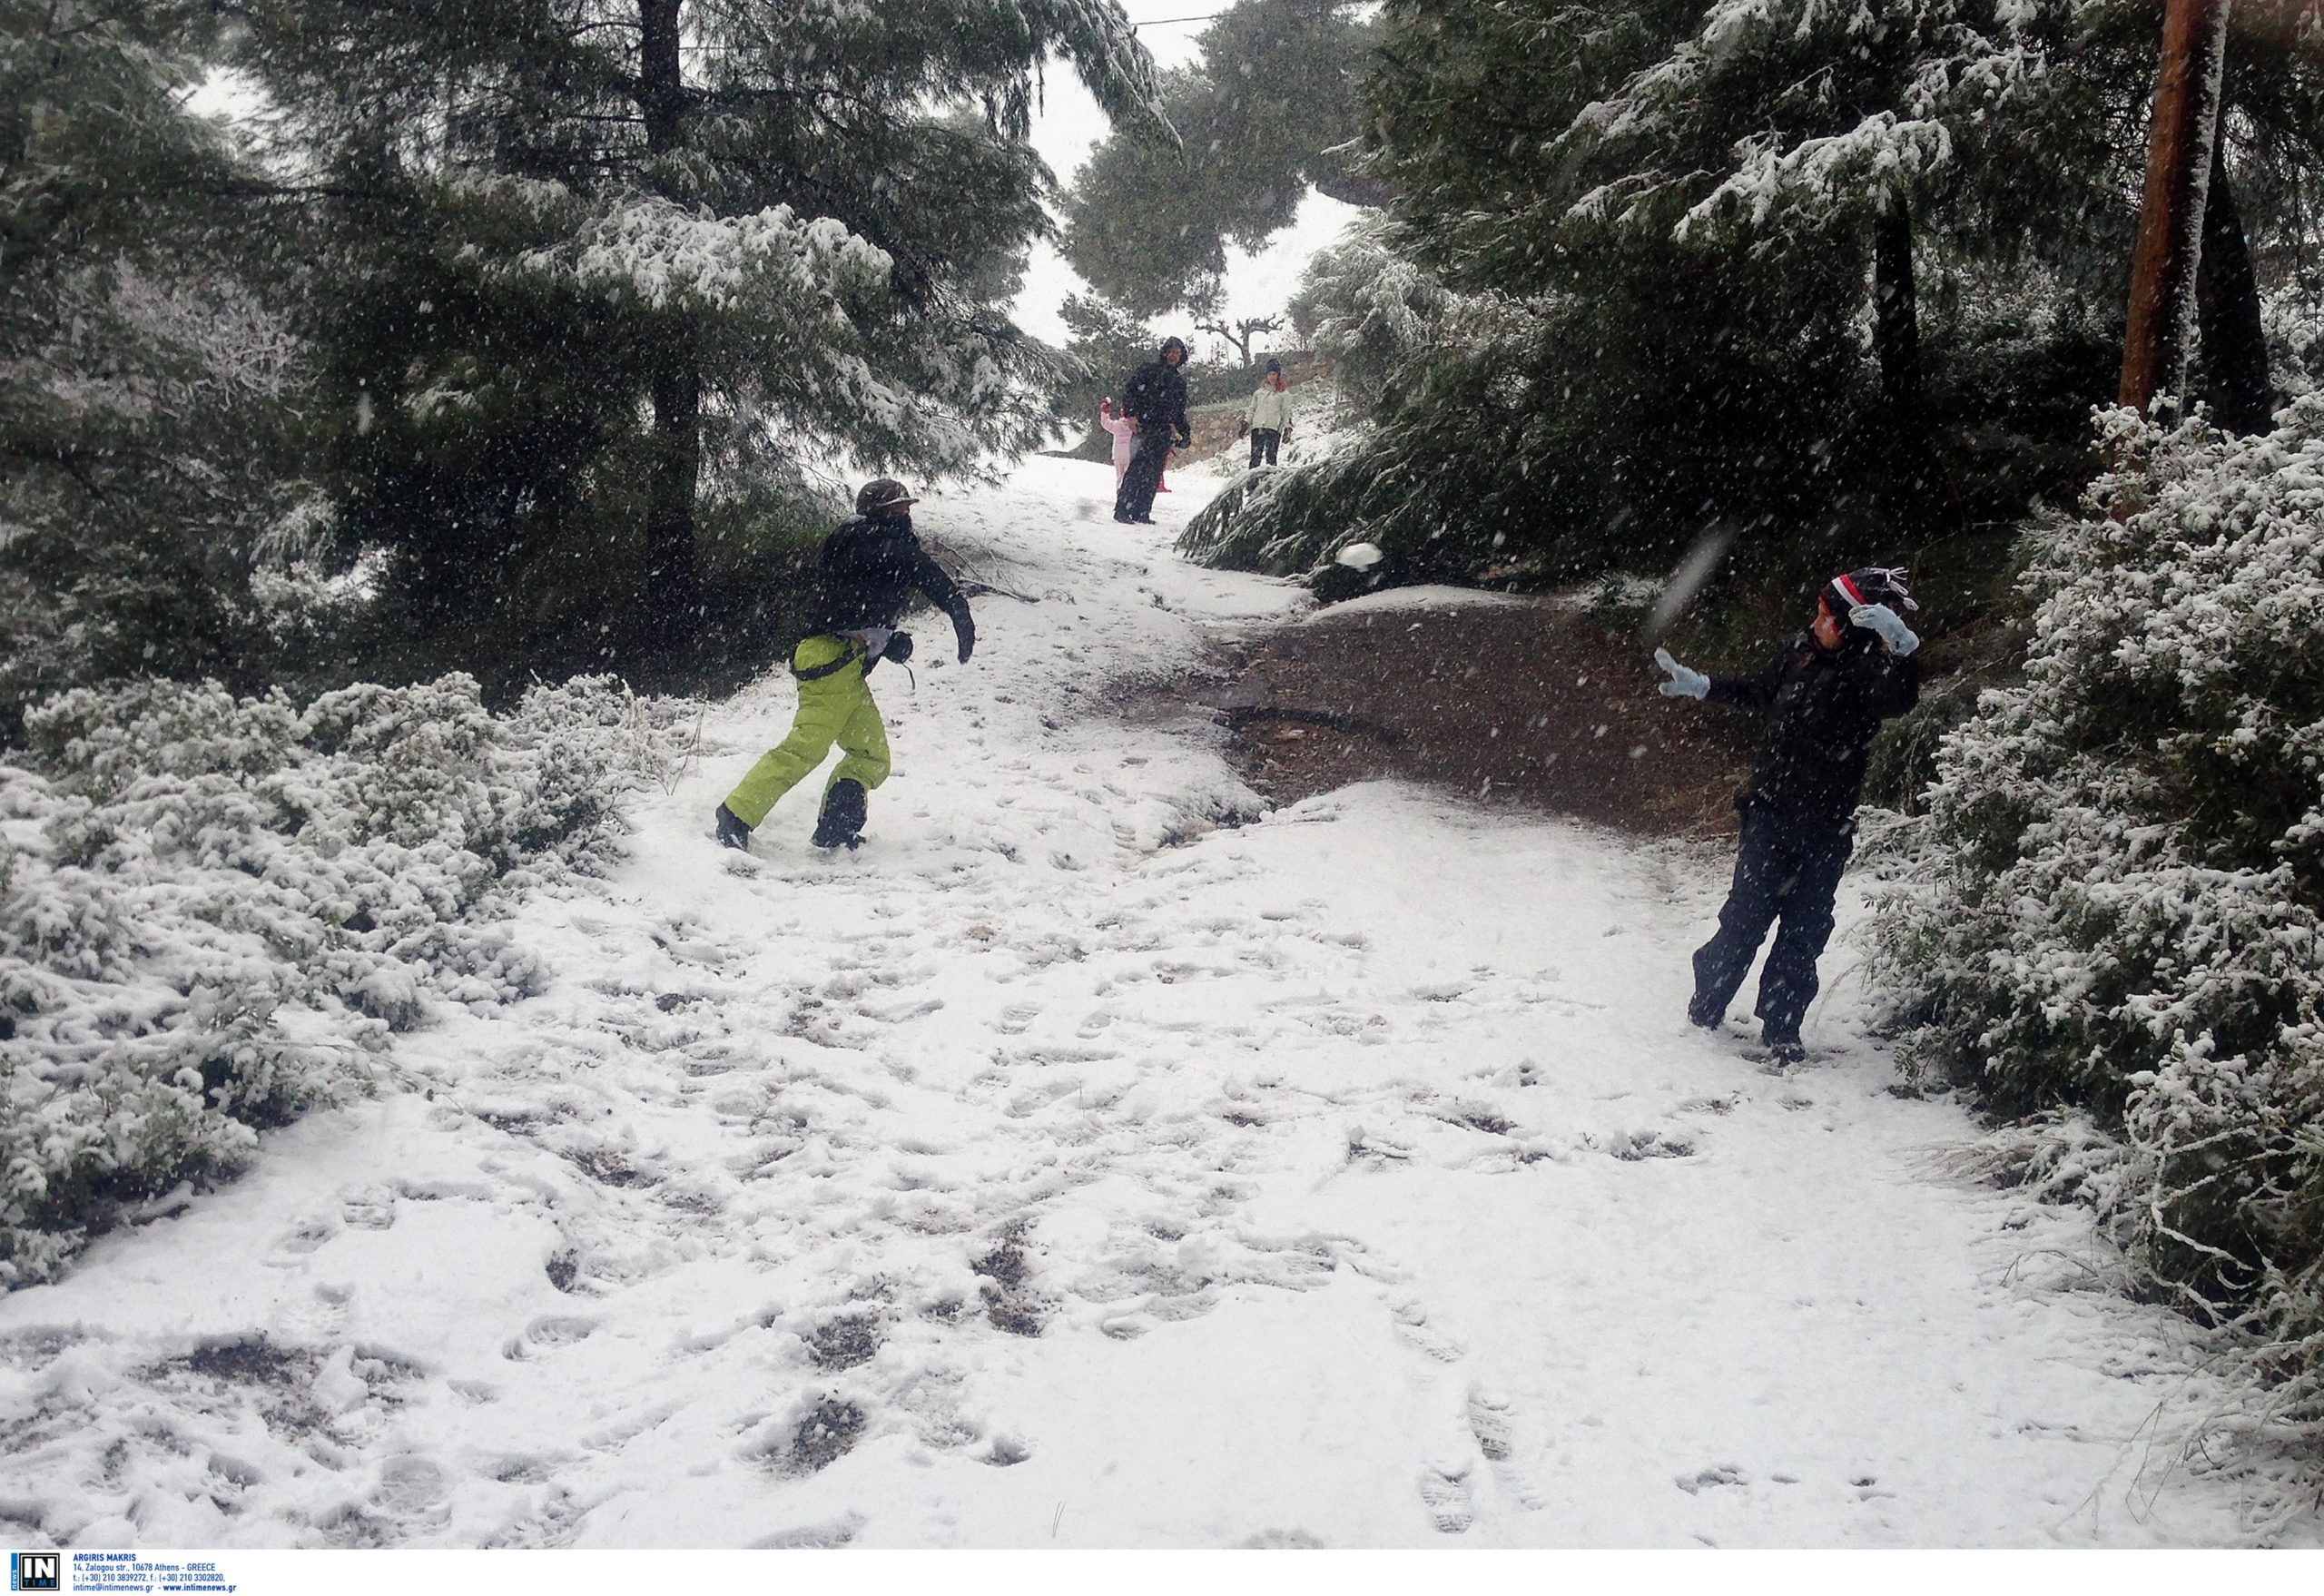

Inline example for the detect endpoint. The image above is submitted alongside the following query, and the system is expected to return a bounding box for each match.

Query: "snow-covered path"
[0,458,2266,1548]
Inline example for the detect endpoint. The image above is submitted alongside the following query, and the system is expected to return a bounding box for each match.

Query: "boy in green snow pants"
[715,478,975,852]
[721,634,892,833]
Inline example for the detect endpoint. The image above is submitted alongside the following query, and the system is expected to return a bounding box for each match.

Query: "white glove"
[1849,603,1920,655]
[1654,647,1709,699]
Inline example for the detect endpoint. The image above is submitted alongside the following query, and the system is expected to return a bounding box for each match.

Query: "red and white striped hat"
[1825,566,1918,615]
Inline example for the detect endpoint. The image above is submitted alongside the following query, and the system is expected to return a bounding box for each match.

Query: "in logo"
[8,1553,58,1593]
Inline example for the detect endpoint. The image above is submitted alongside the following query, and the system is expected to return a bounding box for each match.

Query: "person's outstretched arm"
[1704,650,1785,712]
[913,547,976,663]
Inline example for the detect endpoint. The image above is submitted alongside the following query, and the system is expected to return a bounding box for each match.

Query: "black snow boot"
[812,779,868,850]
[714,803,753,851]
[1760,1034,1806,1068]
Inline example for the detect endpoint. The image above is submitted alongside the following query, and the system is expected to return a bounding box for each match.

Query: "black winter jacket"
[805,514,974,658]
[1707,636,1920,826]
[1122,358,1190,443]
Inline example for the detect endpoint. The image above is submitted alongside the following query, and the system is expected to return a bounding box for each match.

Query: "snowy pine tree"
[231,0,1160,660]
[0,1,325,724]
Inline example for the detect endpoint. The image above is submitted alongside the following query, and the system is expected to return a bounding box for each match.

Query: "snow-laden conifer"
[231,0,1163,652]
[0,2,327,714]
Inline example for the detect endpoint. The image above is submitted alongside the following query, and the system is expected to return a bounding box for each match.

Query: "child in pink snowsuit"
[1098,398,1137,489]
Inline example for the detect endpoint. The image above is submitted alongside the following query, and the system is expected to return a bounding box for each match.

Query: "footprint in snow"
[1465,1384,1515,1461]
[372,1454,450,1519]
[1391,1299,1465,1364]
[754,1512,864,1549]
[341,1192,396,1230]
[272,1218,340,1257]
[1604,1128,1697,1161]
[1676,1464,1748,1493]
[1468,1385,1550,1512]
[1239,1528,1325,1548]
[1418,1457,1476,1533]
[503,1315,597,1361]
[489,1453,561,1484]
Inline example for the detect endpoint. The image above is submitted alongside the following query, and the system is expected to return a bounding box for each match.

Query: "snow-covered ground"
[0,458,2280,1549]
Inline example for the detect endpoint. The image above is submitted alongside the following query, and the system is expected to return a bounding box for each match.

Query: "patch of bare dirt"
[1216,598,1756,840]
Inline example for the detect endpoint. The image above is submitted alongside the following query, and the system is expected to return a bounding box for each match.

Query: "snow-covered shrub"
[1873,397,2324,1445]
[0,675,687,1284]
[2267,278,2324,401]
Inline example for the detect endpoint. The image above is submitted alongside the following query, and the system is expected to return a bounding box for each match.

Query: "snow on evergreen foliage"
[0,675,687,1285]
[2268,281,2324,400]
[532,198,892,316]
[1290,219,1472,414]
[1566,0,2049,239]
[1,4,331,714]
[1874,395,2324,1449]
[1181,222,1512,582]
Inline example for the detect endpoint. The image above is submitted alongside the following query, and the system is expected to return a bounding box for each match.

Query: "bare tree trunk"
[1196,315,1284,369]
[2195,136,2274,435]
[1871,199,1926,495]
[638,0,700,638]
[2120,0,2234,417]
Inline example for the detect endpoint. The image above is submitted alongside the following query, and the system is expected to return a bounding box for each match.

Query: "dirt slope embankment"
[1218,589,1757,840]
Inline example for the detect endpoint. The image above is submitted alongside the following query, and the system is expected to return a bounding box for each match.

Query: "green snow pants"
[722,635,891,828]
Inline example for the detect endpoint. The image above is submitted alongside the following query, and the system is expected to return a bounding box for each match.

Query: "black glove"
[955,616,975,664]
[884,631,914,664]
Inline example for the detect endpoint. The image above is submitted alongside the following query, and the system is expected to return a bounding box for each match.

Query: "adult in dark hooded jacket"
[714,478,974,853]
[1654,567,1923,1062]
[1113,337,1190,524]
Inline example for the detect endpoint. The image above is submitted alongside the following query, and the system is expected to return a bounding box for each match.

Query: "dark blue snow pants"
[1689,805,1854,1046]
[1115,425,1174,520]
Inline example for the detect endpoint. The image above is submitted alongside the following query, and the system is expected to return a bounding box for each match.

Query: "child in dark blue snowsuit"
[1654,568,1923,1062]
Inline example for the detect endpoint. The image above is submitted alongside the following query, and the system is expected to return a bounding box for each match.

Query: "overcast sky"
[1013,0,1359,354]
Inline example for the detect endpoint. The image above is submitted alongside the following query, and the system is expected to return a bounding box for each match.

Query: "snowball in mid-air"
[1336,542,1384,569]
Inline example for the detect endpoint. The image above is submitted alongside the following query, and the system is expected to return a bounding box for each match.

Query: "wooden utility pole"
[2118,0,2235,416]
